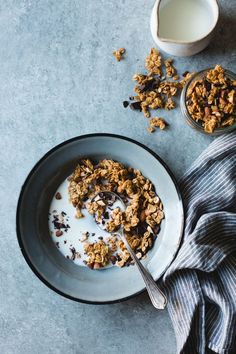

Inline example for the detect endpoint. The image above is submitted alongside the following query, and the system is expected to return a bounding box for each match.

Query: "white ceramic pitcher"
[150,0,219,57]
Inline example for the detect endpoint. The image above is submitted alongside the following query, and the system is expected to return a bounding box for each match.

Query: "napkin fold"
[161,133,236,354]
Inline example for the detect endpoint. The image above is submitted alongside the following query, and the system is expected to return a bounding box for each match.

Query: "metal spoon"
[91,191,167,310]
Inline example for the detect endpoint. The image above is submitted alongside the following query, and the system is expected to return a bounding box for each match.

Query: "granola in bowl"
[181,65,236,134]
[21,134,184,302]
[68,159,164,269]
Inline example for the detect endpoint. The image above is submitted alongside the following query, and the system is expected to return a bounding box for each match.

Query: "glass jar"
[180,69,236,136]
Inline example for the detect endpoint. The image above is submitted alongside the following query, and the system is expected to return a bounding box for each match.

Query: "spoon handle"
[119,232,167,309]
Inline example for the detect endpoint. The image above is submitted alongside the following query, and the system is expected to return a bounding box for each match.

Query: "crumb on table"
[113,47,126,62]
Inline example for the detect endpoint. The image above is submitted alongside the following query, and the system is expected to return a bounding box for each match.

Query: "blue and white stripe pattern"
[162,133,236,354]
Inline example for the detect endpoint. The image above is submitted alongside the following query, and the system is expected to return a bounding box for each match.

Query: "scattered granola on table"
[123,48,194,132]
[186,65,236,133]
[164,58,178,79]
[145,48,162,75]
[68,159,164,269]
[113,47,126,61]
[147,117,167,133]
[149,117,167,130]
[147,126,155,134]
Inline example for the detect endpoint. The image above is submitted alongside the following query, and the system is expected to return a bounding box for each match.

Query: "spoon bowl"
[91,191,126,232]
[91,191,167,309]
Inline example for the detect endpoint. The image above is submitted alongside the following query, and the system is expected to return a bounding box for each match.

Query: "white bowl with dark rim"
[16,134,184,304]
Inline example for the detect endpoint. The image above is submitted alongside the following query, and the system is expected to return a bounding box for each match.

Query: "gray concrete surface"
[0,1,235,353]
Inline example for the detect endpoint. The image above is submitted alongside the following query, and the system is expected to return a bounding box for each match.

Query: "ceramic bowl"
[16,134,184,304]
[150,0,219,57]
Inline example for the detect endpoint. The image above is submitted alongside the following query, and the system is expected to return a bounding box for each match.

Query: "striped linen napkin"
[161,133,236,354]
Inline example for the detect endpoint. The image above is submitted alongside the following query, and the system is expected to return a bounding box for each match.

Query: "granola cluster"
[124,48,193,133]
[83,241,110,269]
[186,65,236,133]
[68,159,164,269]
[164,59,178,81]
[145,48,162,76]
[113,47,126,62]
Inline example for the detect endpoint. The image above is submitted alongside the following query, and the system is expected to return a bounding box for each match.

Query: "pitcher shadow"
[200,13,236,58]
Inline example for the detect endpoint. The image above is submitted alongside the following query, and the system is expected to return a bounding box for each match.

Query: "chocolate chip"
[55,192,62,200]
[53,221,64,229]
[69,247,76,260]
[182,71,189,77]
[110,256,117,264]
[139,78,159,92]
[126,171,135,179]
[123,101,129,108]
[214,83,224,88]
[103,212,109,219]
[153,225,160,235]
[129,101,142,111]
[98,236,103,240]
[55,230,63,237]
[204,80,211,91]
[136,223,149,236]
[53,215,70,232]
[116,254,122,261]
[87,263,94,269]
